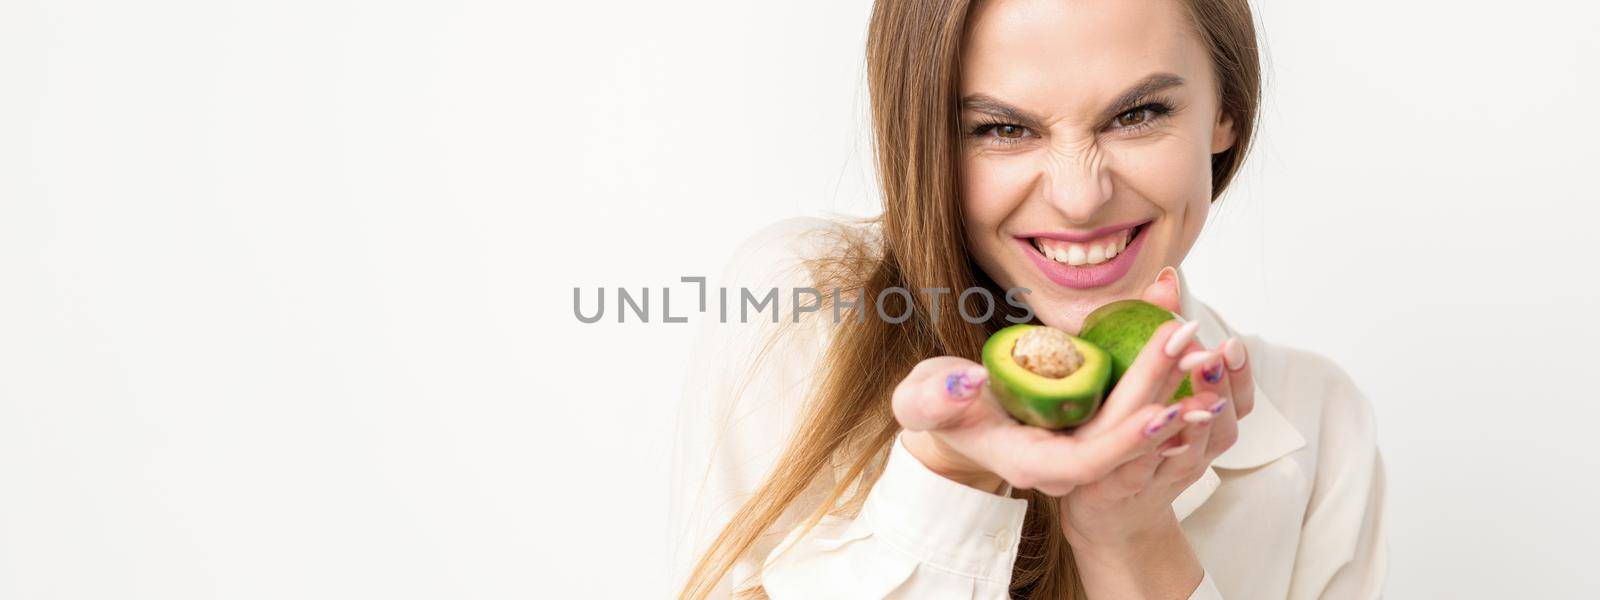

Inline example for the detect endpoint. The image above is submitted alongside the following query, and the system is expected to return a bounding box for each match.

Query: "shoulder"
[1244,336,1378,459]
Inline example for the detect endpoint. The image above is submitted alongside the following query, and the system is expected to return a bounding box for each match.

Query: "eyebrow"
[960,72,1186,127]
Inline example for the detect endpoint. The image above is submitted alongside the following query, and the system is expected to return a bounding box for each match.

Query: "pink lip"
[1016,223,1149,290]
[1019,220,1149,243]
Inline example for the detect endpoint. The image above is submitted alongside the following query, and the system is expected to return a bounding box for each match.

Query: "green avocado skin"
[985,371,1101,429]
[1078,299,1194,404]
[982,324,1110,429]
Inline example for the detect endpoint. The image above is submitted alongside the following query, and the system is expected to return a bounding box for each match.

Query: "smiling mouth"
[1028,222,1149,267]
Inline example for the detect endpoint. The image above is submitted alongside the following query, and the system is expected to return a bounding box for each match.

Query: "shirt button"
[992,528,1012,550]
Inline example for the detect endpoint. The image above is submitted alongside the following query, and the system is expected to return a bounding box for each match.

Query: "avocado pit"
[981,324,1112,429]
[1011,326,1085,379]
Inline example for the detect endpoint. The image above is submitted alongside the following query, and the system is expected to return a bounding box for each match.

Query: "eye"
[1108,101,1174,134]
[992,124,1028,139]
[1114,108,1152,128]
[968,121,1035,146]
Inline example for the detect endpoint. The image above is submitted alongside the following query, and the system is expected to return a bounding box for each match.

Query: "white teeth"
[1036,225,1140,268]
[1065,245,1087,266]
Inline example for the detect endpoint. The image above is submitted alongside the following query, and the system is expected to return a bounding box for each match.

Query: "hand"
[1058,268,1255,547]
[894,274,1214,497]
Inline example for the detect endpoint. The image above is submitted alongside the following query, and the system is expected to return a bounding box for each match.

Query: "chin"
[1027,295,1099,334]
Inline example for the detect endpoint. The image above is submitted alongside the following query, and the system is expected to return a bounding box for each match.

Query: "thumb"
[894,363,988,432]
[1141,265,1183,316]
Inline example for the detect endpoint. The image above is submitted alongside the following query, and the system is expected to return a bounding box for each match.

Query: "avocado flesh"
[1078,299,1194,404]
[982,324,1112,429]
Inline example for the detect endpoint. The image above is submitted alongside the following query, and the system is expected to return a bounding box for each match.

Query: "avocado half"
[982,324,1112,429]
[1078,299,1193,404]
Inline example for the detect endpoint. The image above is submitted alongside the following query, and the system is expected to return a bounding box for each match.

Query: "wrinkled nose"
[1042,155,1114,224]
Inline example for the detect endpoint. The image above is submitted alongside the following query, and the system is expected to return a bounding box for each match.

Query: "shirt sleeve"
[760,433,1029,600]
[1287,360,1390,598]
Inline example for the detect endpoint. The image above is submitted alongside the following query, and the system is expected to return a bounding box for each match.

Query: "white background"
[3,0,1597,597]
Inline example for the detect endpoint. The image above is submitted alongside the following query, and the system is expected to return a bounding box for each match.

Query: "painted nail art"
[1160,444,1191,458]
[1177,350,1217,372]
[1202,361,1224,384]
[1164,320,1202,358]
[1208,397,1227,414]
[945,367,987,400]
[1144,405,1183,437]
[1222,337,1248,372]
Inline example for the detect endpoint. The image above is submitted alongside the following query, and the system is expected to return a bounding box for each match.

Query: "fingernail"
[945,367,988,401]
[1177,350,1217,372]
[1222,337,1248,372]
[1183,409,1214,424]
[1143,404,1183,437]
[1202,360,1224,384]
[1154,265,1178,287]
[1208,397,1227,414]
[1159,444,1191,458]
[1163,320,1202,358]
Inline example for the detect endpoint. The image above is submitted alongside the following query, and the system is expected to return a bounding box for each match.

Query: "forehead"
[960,0,1210,109]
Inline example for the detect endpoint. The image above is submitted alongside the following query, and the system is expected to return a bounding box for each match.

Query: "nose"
[1041,151,1115,225]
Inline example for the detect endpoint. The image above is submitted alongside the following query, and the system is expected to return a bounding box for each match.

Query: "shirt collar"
[1170,266,1308,521]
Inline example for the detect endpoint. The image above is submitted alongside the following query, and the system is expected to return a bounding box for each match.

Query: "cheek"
[959,156,1033,228]
[1112,138,1213,213]
[1111,135,1214,249]
[959,156,1034,282]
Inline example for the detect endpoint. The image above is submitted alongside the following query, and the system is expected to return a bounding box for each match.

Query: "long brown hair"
[680,0,1260,597]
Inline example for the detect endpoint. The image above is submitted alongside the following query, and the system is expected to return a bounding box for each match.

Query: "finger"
[954,401,1187,496]
[1098,452,1164,499]
[1063,401,1188,482]
[893,360,987,432]
[1153,392,1220,484]
[1221,337,1256,419]
[1092,319,1202,427]
[1203,391,1239,461]
[1140,265,1183,316]
[1187,348,1240,460]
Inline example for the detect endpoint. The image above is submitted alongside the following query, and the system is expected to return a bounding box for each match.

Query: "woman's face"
[959,0,1237,333]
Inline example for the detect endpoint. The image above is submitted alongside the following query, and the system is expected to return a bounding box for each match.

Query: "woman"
[671,0,1386,597]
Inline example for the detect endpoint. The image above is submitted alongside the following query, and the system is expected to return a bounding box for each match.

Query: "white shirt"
[669,217,1388,599]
